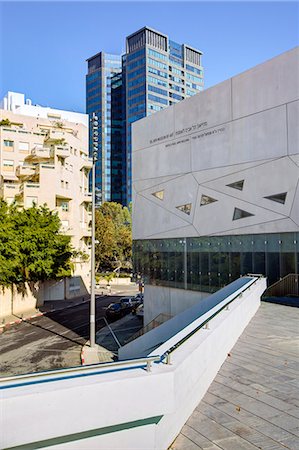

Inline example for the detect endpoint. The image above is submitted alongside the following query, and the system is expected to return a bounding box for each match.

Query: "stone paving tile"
[179,425,223,449]
[213,436,260,450]
[171,303,299,450]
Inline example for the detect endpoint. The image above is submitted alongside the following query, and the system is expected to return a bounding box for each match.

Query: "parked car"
[134,293,144,302]
[105,302,132,320]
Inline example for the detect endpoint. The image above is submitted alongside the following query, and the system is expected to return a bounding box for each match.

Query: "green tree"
[0,201,73,287]
[95,202,132,273]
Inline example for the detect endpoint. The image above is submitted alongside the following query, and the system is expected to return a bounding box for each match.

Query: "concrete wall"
[0,283,43,319]
[132,47,299,240]
[144,284,210,325]
[1,277,265,450]
[0,277,89,319]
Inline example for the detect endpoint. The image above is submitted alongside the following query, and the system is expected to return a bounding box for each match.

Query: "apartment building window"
[61,201,69,211]
[4,140,14,150]
[65,181,69,189]
[3,159,14,170]
[19,142,29,152]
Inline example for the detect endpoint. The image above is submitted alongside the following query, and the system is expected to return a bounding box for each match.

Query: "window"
[61,201,69,211]
[148,67,168,79]
[152,190,164,200]
[233,208,254,220]
[186,64,203,76]
[264,192,287,204]
[226,180,244,191]
[147,48,168,61]
[65,181,69,189]
[186,73,203,83]
[4,140,14,150]
[147,76,167,87]
[147,57,168,70]
[148,94,168,105]
[200,195,218,206]
[3,159,14,170]
[176,203,192,215]
[19,142,29,152]
[148,85,168,96]
[148,103,163,112]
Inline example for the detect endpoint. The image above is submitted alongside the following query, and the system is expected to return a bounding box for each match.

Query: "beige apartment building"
[0,92,92,289]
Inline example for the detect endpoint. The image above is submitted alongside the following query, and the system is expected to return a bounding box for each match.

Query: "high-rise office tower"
[86,52,122,203]
[86,27,203,206]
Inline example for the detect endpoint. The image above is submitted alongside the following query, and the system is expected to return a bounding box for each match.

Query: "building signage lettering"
[149,121,208,145]
[165,126,225,148]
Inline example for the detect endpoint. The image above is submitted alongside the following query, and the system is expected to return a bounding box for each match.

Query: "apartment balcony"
[1,182,19,199]
[16,165,36,180]
[35,163,55,175]
[25,147,51,162]
[81,157,92,170]
[54,145,70,158]
[80,222,91,237]
[20,182,40,193]
[81,191,92,203]
[45,129,66,144]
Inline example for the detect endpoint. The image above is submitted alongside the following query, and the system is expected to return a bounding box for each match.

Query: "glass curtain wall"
[133,233,299,292]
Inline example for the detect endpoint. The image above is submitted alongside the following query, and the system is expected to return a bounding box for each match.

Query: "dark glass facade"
[86,52,122,204]
[133,233,299,292]
[111,70,127,204]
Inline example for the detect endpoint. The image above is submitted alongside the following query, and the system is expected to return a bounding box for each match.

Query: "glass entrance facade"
[133,233,299,293]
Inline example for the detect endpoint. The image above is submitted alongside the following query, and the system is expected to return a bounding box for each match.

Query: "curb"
[0,299,90,334]
[81,346,86,365]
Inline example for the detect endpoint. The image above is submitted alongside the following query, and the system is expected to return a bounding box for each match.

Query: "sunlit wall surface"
[132,48,299,292]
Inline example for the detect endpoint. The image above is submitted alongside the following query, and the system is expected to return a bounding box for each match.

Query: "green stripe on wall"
[5,415,163,450]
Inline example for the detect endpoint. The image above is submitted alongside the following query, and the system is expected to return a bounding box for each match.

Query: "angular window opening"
[200,194,218,206]
[264,192,287,204]
[176,203,192,215]
[152,190,164,201]
[226,180,244,191]
[233,207,254,221]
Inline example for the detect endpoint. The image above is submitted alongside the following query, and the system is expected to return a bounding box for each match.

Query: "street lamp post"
[90,112,99,348]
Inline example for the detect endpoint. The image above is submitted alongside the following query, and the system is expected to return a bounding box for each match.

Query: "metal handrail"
[0,355,161,387]
[159,276,260,362]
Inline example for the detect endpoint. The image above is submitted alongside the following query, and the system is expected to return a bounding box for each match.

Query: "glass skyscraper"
[86,52,122,204]
[86,27,204,205]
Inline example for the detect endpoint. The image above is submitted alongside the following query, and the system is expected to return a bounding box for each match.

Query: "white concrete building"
[0,92,92,295]
[132,47,299,324]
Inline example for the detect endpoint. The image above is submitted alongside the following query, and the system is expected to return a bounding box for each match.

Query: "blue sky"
[0,1,298,113]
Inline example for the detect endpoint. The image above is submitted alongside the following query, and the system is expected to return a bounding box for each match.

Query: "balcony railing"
[25,147,51,161]
[16,165,36,179]
[54,145,70,158]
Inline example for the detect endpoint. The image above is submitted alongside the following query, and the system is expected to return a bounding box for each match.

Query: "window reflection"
[133,233,298,293]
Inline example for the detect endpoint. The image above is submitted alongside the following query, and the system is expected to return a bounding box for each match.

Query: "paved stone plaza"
[171,302,299,450]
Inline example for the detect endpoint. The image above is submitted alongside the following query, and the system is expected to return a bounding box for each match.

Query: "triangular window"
[264,192,287,204]
[200,194,218,206]
[152,190,164,201]
[176,203,192,215]
[226,180,244,191]
[233,207,254,220]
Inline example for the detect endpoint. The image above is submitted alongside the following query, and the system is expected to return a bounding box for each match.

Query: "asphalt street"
[0,291,138,377]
